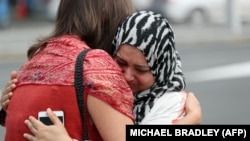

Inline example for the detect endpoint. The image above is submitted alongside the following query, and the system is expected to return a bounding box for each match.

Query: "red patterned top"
[4,35,134,141]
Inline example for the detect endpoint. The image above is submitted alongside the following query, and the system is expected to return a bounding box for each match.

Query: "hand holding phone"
[38,110,64,125]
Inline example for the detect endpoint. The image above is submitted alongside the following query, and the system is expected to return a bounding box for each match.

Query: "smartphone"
[38,110,64,125]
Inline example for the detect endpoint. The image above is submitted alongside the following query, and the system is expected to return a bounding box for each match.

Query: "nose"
[122,68,134,82]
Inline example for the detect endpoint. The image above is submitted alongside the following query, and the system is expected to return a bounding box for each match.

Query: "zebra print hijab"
[111,11,186,124]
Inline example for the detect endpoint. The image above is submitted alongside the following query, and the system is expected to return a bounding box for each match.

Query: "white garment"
[140,91,187,125]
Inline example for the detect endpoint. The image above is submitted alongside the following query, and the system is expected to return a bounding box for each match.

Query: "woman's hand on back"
[175,91,202,124]
[23,108,72,141]
[1,71,18,110]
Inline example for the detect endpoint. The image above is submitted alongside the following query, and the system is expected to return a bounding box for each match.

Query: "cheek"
[136,73,155,91]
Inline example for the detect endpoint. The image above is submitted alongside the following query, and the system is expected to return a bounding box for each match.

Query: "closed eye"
[115,55,127,66]
[135,67,151,74]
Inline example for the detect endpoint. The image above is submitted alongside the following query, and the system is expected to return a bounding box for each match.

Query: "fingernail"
[47,108,52,112]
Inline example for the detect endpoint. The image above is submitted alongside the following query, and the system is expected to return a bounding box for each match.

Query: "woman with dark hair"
[2,0,136,141]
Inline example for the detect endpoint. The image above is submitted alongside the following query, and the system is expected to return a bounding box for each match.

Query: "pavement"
[1,18,250,58]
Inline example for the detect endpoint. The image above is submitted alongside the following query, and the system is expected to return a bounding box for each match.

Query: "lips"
[128,84,137,92]
[128,83,137,87]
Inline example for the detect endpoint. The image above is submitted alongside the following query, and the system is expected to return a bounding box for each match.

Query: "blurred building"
[0,0,11,28]
[2,0,59,22]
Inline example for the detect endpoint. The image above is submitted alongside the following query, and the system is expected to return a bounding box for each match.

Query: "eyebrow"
[115,55,126,63]
[116,54,150,70]
[134,64,149,69]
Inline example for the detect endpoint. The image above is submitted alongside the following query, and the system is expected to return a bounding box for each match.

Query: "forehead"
[117,44,140,54]
[116,44,148,63]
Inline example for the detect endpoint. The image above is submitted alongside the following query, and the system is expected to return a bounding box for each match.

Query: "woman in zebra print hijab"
[112,11,197,124]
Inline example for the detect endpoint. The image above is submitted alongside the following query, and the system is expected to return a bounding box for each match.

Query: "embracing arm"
[88,95,134,141]
[174,92,202,125]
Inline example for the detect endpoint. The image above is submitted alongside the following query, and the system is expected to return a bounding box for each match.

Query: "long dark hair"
[27,0,135,59]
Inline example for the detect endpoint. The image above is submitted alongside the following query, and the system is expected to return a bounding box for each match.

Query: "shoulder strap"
[74,49,91,140]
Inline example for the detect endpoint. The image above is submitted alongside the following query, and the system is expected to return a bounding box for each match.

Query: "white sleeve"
[140,92,186,125]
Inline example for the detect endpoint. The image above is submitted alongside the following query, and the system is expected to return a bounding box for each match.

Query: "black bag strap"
[74,49,91,141]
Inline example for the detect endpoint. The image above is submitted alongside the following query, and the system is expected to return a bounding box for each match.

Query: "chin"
[132,89,138,94]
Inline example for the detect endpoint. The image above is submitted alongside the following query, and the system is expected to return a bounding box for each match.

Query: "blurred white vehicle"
[28,0,60,21]
[132,0,154,11]
[46,0,60,21]
[157,0,250,25]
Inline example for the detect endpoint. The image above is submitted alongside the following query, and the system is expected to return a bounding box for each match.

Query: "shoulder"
[87,49,112,59]
[157,91,187,104]
[84,49,121,72]
[140,92,186,124]
[83,49,134,119]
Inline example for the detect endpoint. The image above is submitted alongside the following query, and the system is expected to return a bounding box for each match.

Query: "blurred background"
[1,0,250,140]
[0,0,59,27]
[133,0,250,26]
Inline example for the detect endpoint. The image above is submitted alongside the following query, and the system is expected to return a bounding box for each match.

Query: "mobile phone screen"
[39,116,64,125]
[38,111,64,125]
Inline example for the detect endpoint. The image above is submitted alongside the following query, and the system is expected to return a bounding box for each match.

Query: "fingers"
[186,92,200,109]
[24,115,50,141]
[3,71,18,95]
[10,71,18,80]
[23,109,71,141]
[23,133,35,141]
[46,108,64,126]
[1,79,17,110]
[4,79,17,92]
[24,116,39,135]
[23,119,40,141]
[186,92,202,124]
[1,95,11,111]
[0,71,18,110]
[187,92,200,106]
[1,91,11,111]
[24,115,48,138]
[174,91,202,124]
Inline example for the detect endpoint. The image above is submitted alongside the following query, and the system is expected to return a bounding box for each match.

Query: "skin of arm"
[87,95,133,141]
